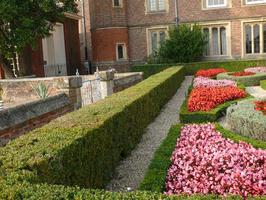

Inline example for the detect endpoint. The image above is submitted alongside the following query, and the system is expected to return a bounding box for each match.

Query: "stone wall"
[0,93,72,146]
[114,72,143,92]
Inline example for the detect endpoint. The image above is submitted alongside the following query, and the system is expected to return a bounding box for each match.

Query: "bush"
[226,99,266,141]
[261,80,266,90]
[217,72,266,86]
[0,67,185,190]
[131,60,266,78]
[158,25,206,63]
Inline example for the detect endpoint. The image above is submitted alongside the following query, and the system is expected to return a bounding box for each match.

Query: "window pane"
[203,28,210,56]
[149,0,157,11]
[117,45,124,59]
[159,31,166,44]
[220,27,227,55]
[212,28,219,55]
[114,0,120,6]
[245,25,252,54]
[158,0,165,10]
[254,24,260,53]
[207,0,226,6]
[151,32,158,53]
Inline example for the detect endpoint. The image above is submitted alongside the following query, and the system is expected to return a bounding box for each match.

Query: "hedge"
[179,85,248,123]
[261,80,266,90]
[217,72,266,86]
[137,123,266,199]
[131,60,266,78]
[0,67,185,190]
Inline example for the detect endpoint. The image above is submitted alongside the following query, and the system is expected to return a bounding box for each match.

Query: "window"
[246,0,266,4]
[148,29,167,55]
[244,22,266,55]
[113,0,122,7]
[203,25,228,56]
[116,43,127,60]
[207,0,227,8]
[147,0,166,12]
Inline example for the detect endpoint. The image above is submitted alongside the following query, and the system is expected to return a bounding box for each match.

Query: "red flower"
[232,72,256,77]
[196,68,227,78]
[254,101,266,115]
[188,87,247,112]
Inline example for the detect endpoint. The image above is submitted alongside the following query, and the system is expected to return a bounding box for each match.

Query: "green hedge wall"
[0,67,185,190]
[132,60,266,78]
[217,72,266,86]
[137,123,266,199]
[261,80,266,90]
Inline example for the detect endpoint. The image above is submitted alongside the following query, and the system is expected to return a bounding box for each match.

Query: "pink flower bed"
[165,124,266,197]
[245,67,266,73]
[193,77,237,88]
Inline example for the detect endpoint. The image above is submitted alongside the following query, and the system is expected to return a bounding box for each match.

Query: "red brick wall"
[91,28,129,62]
[30,40,45,77]
[0,105,73,146]
[64,18,83,75]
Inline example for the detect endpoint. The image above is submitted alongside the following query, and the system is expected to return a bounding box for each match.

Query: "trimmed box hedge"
[261,80,266,90]
[217,72,266,86]
[132,60,266,78]
[0,67,185,190]
[138,123,266,199]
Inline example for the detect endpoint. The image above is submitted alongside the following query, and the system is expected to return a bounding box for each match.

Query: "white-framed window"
[113,0,122,7]
[148,28,167,55]
[203,25,229,56]
[116,43,127,61]
[147,0,166,12]
[207,0,227,8]
[244,22,266,55]
[246,0,266,4]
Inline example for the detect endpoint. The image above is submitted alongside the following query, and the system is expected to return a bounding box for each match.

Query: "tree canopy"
[0,0,78,78]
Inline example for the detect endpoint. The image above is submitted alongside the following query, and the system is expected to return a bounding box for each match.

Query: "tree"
[155,24,207,64]
[0,0,77,78]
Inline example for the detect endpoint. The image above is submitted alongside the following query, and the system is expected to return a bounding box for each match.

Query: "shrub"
[0,67,185,189]
[261,80,266,90]
[226,99,266,141]
[195,68,227,78]
[188,87,247,112]
[217,72,266,86]
[165,124,266,197]
[158,25,206,63]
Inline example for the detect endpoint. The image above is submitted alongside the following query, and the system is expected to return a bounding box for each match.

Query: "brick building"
[0,13,82,79]
[82,0,266,71]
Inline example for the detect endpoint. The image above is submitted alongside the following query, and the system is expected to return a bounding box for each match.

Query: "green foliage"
[157,25,206,63]
[226,99,266,141]
[32,82,51,99]
[132,60,266,78]
[261,80,266,90]
[0,87,2,101]
[0,0,77,59]
[217,72,266,86]
[0,67,185,190]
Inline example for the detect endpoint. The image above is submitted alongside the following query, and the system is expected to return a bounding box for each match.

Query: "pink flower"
[165,124,266,197]
[244,67,266,73]
[193,77,237,88]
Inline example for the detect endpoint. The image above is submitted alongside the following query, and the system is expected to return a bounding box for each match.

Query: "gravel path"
[106,76,193,192]
[246,86,266,98]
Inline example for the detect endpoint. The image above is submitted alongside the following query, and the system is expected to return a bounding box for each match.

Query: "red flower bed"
[255,101,266,115]
[196,68,227,78]
[165,124,266,196]
[232,71,256,77]
[188,87,247,112]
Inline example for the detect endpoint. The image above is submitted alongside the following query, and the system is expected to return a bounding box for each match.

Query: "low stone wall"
[114,72,143,93]
[0,93,72,146]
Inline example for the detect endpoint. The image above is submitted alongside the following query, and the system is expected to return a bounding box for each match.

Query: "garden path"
[106,76,193,192]
[246,86,266,99]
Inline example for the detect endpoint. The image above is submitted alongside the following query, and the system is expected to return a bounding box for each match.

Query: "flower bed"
[188,87,247,112]
[226,99,266,141]
[255,101,266,115]
[232,71,256,77]
[193,77,237,88]
[217,72,266,86]
[165,124,266,197]
[196,68,227,78]
[245,67,266,73]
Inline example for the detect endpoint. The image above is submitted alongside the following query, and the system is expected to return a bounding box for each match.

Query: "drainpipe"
[174,0,179,25]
